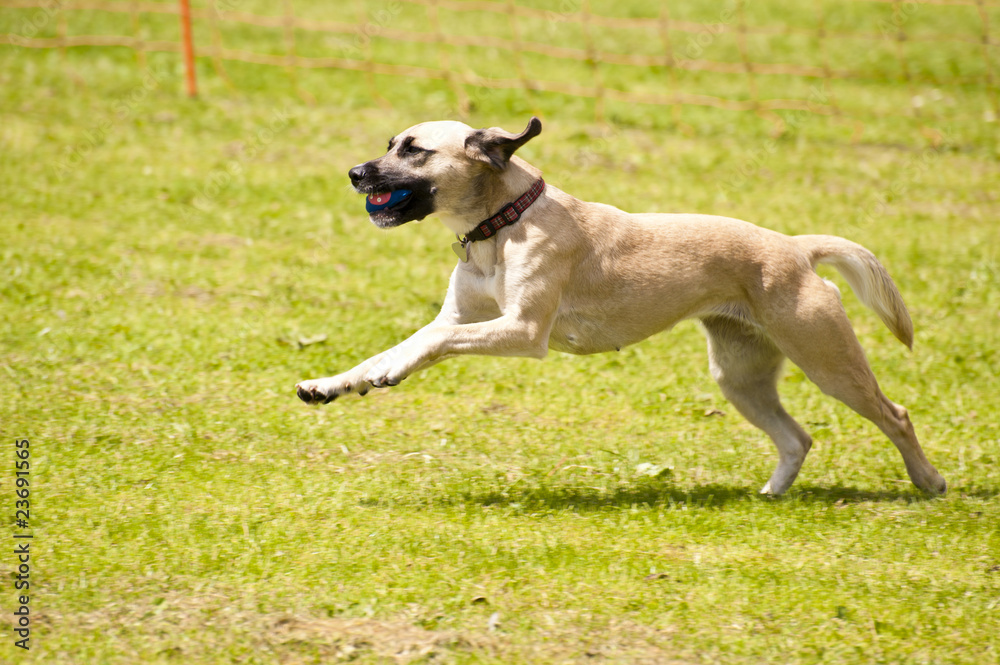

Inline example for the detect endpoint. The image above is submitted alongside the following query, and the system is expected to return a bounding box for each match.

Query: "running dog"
[296,117,946,496]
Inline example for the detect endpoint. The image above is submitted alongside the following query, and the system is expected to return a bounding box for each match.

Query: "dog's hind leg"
[761,276,946,494]
[701,315,814,495]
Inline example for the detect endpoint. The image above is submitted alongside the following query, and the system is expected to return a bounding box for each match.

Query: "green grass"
[2,3,1000,662]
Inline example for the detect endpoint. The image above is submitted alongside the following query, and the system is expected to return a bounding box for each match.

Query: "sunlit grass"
[1,9,999,662]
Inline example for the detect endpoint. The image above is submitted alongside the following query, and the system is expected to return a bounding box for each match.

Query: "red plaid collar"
[461,178,546,244]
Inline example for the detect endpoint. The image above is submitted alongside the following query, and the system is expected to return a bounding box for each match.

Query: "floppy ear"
[465,117,542,170]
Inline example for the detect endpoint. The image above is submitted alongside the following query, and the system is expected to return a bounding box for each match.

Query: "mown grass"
[2,3,1000,662]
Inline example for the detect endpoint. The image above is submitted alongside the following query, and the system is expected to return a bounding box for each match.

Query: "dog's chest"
[462,258,631,354]
[457,258,505,315]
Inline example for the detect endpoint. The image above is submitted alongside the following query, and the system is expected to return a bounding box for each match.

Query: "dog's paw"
[295,377,371,405]
[365,373,402,389]
[915,469,947,496]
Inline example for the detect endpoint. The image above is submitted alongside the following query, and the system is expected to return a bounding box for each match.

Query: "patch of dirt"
[36,590,697,664]
[265,615,485,663]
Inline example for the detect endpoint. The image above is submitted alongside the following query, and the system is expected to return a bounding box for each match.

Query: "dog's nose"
[348,164,369,185]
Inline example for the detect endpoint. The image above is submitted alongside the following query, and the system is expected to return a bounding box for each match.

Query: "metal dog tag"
[452,240,469,262]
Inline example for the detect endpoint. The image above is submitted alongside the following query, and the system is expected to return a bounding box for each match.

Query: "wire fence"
[3,0,998,138]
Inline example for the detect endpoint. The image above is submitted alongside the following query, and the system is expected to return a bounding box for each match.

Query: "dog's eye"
[402,143,425,155]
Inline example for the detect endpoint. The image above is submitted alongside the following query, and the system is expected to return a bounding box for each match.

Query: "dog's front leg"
[361,313,551,388]
[296,266,506,404]
[295,313,468,404]
[297,309,553,403]
[296,315,545,404]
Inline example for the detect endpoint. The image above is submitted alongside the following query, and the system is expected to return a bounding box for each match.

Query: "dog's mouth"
[356,181,435,228]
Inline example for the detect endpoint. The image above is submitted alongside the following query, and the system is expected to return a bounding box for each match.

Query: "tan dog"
[296,117,946,496]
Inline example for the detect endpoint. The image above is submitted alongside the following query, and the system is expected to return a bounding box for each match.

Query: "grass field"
[2,2,1000,662]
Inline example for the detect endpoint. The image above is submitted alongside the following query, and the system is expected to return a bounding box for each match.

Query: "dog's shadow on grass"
[451,481,990,512]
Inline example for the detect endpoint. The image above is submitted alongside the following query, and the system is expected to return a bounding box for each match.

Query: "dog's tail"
[795,235,914,349]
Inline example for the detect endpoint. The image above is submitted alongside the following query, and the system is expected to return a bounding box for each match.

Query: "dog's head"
[348,117,542,229]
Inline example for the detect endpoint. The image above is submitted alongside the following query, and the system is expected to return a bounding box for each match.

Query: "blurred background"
[3,0,998,144]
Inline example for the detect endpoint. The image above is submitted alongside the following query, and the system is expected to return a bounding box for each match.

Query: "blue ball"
[366,190,412,213]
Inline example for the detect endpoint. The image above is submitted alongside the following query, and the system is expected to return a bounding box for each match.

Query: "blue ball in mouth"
[366,190,412,213]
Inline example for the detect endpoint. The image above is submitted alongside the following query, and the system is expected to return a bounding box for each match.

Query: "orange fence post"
[178,0,197,97]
